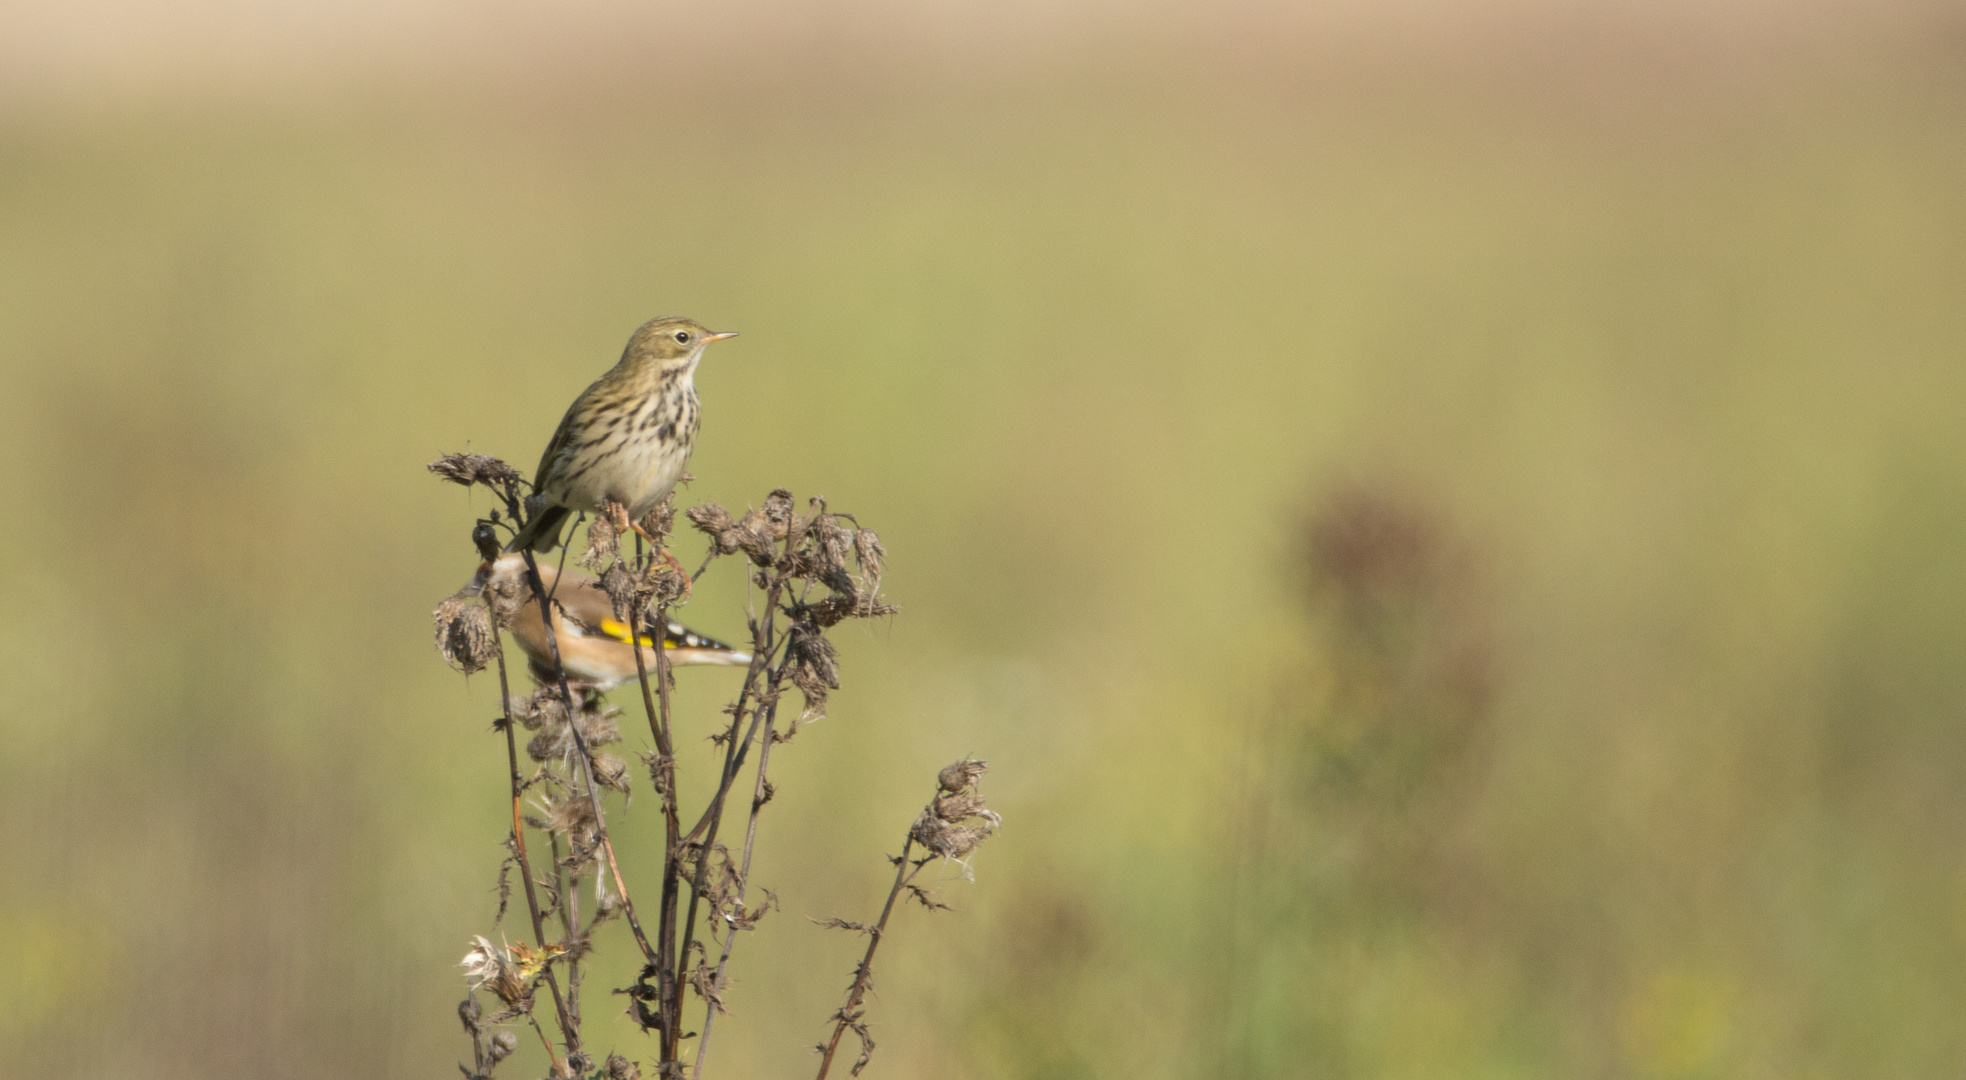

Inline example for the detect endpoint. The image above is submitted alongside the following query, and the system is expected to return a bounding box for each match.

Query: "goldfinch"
[468,553,749,689]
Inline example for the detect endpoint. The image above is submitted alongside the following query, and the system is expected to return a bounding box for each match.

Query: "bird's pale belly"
[561,432,692,520]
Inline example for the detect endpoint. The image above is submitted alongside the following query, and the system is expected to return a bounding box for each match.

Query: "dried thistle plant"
[432,454,978,1078]
[812,760,999,1079]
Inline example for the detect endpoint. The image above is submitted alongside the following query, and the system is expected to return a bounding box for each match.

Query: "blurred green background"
[3,4,1966,1076]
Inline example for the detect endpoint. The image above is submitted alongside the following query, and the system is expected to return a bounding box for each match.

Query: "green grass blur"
[2,40,1965,1079]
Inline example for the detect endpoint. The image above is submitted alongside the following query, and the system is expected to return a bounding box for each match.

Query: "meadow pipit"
[507,316,736,553]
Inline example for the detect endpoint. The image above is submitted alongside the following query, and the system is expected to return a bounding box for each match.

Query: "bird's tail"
[505,505,571,553]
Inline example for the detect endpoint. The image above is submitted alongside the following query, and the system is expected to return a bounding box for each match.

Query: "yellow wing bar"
[597,617,739,654]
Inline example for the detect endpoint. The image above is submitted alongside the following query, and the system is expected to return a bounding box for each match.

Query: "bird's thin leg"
[629,523,694,602]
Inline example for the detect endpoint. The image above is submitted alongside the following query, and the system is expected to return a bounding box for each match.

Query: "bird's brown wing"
[540,569,620,633]
[531,384,597,491]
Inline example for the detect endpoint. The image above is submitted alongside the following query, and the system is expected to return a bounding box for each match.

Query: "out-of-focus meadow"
[3,4,1966,1076]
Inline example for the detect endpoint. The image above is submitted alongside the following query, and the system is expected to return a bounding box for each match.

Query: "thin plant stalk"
[517,548,660,965]
[487,619,578,1070]
[624,533,687,1054]
[692,700,779,1077]
[670,551,795,1052]
[549,832,582,1027]
[814,832,921,1080]
[659,523,793,1062]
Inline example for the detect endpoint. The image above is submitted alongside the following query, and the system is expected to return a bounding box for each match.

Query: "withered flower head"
[787,622,841,724]
[685,501,735,542]
[685,500,778,563]
[605,1053,640,1080]
[934,792,992,823]
[788,624,841,691]
[434,593,496,675]
[488,1030,518,1063]
[472,521,501,562]
[527,703,622,764]
[733,506,778,564]
[803,510,859,595]
[938,758,987,793]
[642,559,689,606]
[582,513,622,571]
[854,529,887,582]
[761,489,796,536]
[913,759,1001,869]
[592,752,632,795]
[429,452,521,489]
[538,791,598,839]
[505,939,566,982]
[639,497,676,546]
[509,687,567,731]
[910,813,997,863]
[600,563,640,618]
[459,936,527,1005]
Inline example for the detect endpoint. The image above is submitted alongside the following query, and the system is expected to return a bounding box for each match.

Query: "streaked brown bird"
[508,316,737,553]
[469,554,750,690]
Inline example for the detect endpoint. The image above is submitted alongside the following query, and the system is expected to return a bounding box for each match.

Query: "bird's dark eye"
[674,331,690,344]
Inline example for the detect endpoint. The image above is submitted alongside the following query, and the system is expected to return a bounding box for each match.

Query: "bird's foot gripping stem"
[637,541,693,603]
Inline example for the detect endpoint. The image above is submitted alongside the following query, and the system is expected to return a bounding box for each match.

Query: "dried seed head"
[788,624,841,691]
[639,497,675,546]
[488,1030,518,1063]
[527,704,621,763]
[471,521,501,562]
[459,936,526,1005]
[761,489,796,537]
[939,758,987,793]
[434,594,496,675]
[800,594,899,628]
[429,452,521,488]
[525,726,559,762]
[510,687,566,731]
[578,704,622,745]
[786,623,840,725]
[643,560,689,606]
[686,502,735,543]
[934,792,989,823]
[642,752,674,797]
[920,765,1001,862]
[593,753,632,794]
[854,529,887,583]
[733,506,778,565]
[600,563,640,618]
[794,684,828,726]
[605,1053,640,1080]
[688,497,778,562]
[582,514,622,571]
[539,792,598,838]
[910,813,995,861]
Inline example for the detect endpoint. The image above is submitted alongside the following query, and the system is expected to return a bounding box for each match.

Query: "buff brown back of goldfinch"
[470,554,750,689]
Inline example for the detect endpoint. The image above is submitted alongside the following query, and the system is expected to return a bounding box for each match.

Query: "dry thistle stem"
[813,760,999,1079]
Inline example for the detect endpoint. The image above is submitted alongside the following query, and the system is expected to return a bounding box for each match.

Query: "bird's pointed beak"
[460,560,494,597]
[703,331,738,343]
